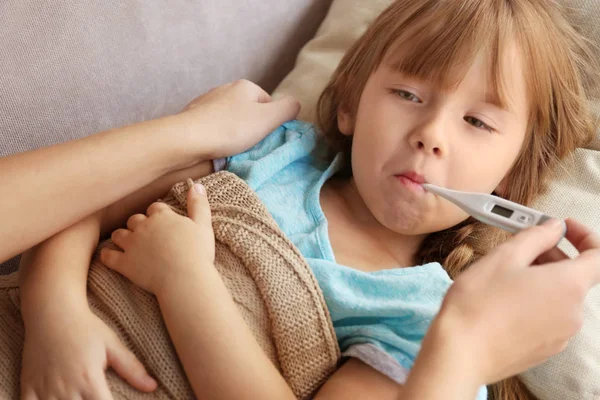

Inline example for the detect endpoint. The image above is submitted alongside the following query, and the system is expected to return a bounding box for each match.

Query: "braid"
[417,218,508,279]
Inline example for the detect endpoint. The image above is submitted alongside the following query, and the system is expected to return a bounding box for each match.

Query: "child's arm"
[19,161,216,398]
[102,186,296,399]
[314,330,481,400]
[1,79,299,264]
[156,256,296,400]
[19,212,159,398]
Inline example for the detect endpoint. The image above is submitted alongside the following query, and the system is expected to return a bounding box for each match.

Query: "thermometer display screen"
[492,205,514,218]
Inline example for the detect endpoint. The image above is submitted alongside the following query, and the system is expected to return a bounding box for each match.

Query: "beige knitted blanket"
[0,171,340,399]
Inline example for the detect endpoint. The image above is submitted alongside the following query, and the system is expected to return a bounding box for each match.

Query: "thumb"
[187,183,212,225]
[106,338,158,393]
[261,95,301,127]
[100,248,125,274]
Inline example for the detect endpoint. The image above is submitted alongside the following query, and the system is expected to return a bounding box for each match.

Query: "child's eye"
[465,116,494,133]
[393,89,421,103]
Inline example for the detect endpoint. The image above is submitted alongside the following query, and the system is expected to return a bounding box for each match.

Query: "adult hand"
[178,79,301,160]
[439,218,600,385]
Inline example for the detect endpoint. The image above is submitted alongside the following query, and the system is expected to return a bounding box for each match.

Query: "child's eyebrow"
[483,92,515,116]
[481,100,517,123]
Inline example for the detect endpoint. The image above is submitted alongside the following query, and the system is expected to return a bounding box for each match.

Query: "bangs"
[379,0,517,111]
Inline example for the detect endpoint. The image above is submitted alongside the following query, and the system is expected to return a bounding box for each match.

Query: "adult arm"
[0,79,300,263]
[2,114,197,263]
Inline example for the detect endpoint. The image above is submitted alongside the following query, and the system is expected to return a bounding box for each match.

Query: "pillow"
[272,1,600,399]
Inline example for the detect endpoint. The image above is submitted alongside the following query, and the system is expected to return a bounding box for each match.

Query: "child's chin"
[382,206,429,233]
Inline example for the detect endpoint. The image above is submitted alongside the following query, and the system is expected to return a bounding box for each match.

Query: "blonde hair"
[316,0,599,399]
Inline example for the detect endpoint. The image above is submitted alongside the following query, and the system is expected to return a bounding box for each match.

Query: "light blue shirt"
[224,120,487,399]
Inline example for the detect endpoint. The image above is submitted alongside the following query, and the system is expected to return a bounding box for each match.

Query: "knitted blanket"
[0,171,340,399]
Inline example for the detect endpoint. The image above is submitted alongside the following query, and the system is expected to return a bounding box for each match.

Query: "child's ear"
[337,107,353,136]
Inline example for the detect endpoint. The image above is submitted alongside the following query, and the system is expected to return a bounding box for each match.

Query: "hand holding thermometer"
[422,183,567,240]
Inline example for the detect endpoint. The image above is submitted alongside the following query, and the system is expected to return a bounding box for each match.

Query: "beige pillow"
[273,1,600,399]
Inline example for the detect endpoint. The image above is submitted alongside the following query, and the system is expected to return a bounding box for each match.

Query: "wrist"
[402,310,484,399]
[430,309,485,384]
[164,112,219,170]
[21,277,86,323]
[155,261,217,302]
[135,113,209,175]
[22,293,90,331]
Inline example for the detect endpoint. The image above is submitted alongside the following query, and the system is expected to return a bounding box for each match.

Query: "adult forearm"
[0,114,199,263]
[156,264,296,400]
[400,312,482,400]
[19,212,103,325]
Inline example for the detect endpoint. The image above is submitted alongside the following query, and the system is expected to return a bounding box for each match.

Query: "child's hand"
[21,306,156,399]
[178,79,301,160]
[438,218,600,385]
[101,183,214,296]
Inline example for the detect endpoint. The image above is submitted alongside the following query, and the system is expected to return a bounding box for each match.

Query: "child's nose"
[415,140,442,156]
[410,127,444,156]
[408,111,447,156]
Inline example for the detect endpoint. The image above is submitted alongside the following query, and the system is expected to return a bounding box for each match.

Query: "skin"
[325,44,529,271]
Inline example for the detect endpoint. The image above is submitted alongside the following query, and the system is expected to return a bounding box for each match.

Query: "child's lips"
[395,174,426,194]
[399,171,427,184]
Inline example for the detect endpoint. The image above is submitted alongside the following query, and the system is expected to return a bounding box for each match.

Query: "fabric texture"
[0,0,334,274]
[272,1,600,399]
[0,171,340,399]
[223,120,488,400]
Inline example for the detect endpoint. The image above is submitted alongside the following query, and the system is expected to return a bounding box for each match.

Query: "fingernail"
[543,218,563,230]
[193,183,206,195]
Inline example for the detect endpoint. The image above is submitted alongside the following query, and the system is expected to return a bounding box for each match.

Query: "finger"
[549,248,600,290]
[146,202,171,217]
[534,246,570,265]
[187,184,212,225]
[257,91,272,103]
[235,79,270,102]
[83,372,113,400]
[260,95,301,128]
[576,249,600,288]
[497,219,566,267]
[20,387,38,400]
[100,248,124,271]
[106,339,158,393]
[126,214,147,231]
[254,86,272,104]
[110,229,131,249]
[564,218,600,254]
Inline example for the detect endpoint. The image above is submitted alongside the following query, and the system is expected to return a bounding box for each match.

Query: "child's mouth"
[395,174,426,194]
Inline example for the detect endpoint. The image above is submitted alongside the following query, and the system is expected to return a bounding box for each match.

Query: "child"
[19,0,600,399]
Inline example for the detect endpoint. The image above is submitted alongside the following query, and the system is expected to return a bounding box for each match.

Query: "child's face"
[338,45,530,235]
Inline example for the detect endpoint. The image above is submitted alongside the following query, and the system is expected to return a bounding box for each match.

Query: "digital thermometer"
[422,183,567,238]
